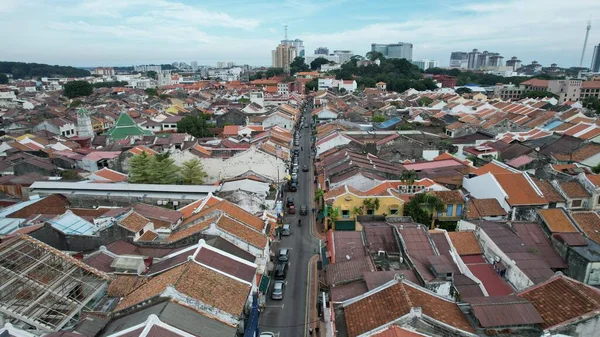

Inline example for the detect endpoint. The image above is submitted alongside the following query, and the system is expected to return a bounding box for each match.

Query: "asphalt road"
[258,103,319,337]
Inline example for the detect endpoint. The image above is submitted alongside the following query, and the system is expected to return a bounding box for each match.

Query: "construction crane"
[580,20,591,68]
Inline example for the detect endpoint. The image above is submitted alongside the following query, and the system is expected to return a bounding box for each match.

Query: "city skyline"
[2,0,600,68]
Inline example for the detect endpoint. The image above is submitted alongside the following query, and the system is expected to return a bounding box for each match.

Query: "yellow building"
[430,190,465,223]
[323,184,405,231]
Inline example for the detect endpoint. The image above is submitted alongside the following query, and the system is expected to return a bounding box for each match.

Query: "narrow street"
[258,102,319,336]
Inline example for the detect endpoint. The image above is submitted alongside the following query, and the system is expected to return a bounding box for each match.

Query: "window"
[456,204,463,216]
[390,208,399,215]
[572,199,582,208]
[366,209,374,215]
[342,210,350,218]
[437,211,443,218]
[446,205,454,217]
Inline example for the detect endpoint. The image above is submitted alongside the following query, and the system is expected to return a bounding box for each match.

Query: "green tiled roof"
[106,112,153,140]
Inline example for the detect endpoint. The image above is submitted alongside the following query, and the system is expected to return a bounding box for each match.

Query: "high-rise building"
[314,47,329,55]
[157,70,173,87]
[467,49,480,69]
[371,42,413,60]
[191,61,198,71]
[449,52,469,68]
[272,44,298,73]
[333,50,353,64]
[282,39,304,57]
[411,59,439,70]
[76,108,94,140]
[505,56,522,71]
[592,43,600,72]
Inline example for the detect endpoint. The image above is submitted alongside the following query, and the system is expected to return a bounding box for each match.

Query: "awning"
[259,274,271,294]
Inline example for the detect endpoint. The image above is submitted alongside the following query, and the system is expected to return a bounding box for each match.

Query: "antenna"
[580,20,592,68]
[284,24,288,41]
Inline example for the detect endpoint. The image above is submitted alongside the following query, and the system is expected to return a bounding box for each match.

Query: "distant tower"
[284,24,288,41]
[580,21,592,67]
[76,108,94,140]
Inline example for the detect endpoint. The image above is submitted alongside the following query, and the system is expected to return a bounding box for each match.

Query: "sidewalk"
[307,255,324,336]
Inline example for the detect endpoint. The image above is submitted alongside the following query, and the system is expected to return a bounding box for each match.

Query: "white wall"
[197,147,287,183]
[329,174,381,192]
[463,174,511,212]
[316,134,351,156]
[263,113,293,130]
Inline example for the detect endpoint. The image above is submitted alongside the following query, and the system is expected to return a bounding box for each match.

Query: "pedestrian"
[315,325,320,334]
[312,207,315,214]
[309,326,313,335]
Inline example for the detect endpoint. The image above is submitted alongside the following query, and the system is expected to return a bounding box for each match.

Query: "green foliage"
[592,163,600,174]
[92,81,128,88]
[400,170,418,185]
[146,70,157,79]
[333,56,437,92]
[0,61,90,79]
[265,68,284,78]
[128,152,152,183]
[363,198,381,211]
[60,170,80,181]
[145,88,158,97]
[417,97,433,107]
[0,74,8,84]
[366,51,385,61]
[314,188,325,210]
[180,159,207,184]
[329,206,340,223]
[310,57,330,70]
[177,114,214,138]
[353,206,363,216]
[372,114,386,123]
[305,79,318,91]
[404,193,444,227]
[582,97,600,115]
[523,90,557,99]
[149,152,180,184]
[159,94,169,100]
[63,80,93,99]
[69,99,83,108]
[289,57,309,75]
[425,67,558,86]
[455,87,472,95]
[238,97,250,104]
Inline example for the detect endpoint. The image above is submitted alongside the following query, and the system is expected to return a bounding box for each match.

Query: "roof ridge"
[398,282,413,308]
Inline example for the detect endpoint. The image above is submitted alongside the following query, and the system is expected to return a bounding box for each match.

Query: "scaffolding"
[0,235,110,334]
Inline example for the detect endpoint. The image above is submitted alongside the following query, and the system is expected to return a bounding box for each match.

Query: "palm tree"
[352,206,363,217]
[405,193,445,229]
[314,188,325,211]
[400,170,418,186]
[362,198,381,214]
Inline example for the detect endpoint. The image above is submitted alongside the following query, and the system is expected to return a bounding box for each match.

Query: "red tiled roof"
[494,173,547,206]
[518,274,600,329]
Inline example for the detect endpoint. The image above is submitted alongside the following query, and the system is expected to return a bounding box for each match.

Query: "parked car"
[302,164,309,172]
[274,262,288,280]
[260,333,275,337]
[278,248,290,262]
[271,281,285,300]
[300,205,308,216]
[286,196,294,206]
[288,204,296,213]
[282,224,291,236]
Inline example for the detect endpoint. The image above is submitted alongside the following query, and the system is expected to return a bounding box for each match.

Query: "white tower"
[580,21,591,68]
[76,108,94,140]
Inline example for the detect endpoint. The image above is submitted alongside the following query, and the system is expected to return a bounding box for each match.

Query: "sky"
[2,0,600,68]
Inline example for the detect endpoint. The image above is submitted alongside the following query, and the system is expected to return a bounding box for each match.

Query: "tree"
[265,68,284,78]
[329,206,340,223]
[69,99,83,108]
[305,79,318,91]
[63,80,93,99]
[145,88,157,97]
[146,70,157,79]
[128,152,152,183]
[310,57,330,70]
[583,96,600,115]
[523,90,557,99]
[289,57,309,75]
[0,74,8,84]
[455,87,472,95]
[366,51,384,61]
[159,94,169,100]
[0,61,90,78]
[372,114,386,123]
[404,193,444,229]
[180,159,207,184]
[314,188,325,211]
[400,170,418,185]
[417,97,433,107]
[149,152,180,184]
[593,163,600,174]
[177,114,213,138]
[60,170,80,181]
[92,81,128,88]
[352,206,364,217]
[362,198,381,213]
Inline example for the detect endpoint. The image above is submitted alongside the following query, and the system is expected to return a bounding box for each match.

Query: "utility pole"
[580,20,592,68]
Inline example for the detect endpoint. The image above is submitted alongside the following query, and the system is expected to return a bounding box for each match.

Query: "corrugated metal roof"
[468,296,543,327]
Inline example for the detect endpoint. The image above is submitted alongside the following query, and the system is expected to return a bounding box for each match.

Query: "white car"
[259,333,275,337]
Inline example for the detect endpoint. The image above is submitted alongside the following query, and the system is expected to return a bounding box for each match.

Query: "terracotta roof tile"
[537,208,578,233]
[343,281,475,337]
[217,215,267,248]
[553,143,600,162]
[166,216,217,243]
[465,198,507,218]
[518,275,600,329]
[532,179,565,203]
[429,190,463,204]
[585,174,600,187]
[137,230,158,242]
[107,275,148,297]
[494,174,547,206]
[558,181,591,199]
[119,211,150,233]
[447,231,482,256]
[571,212,600,245]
